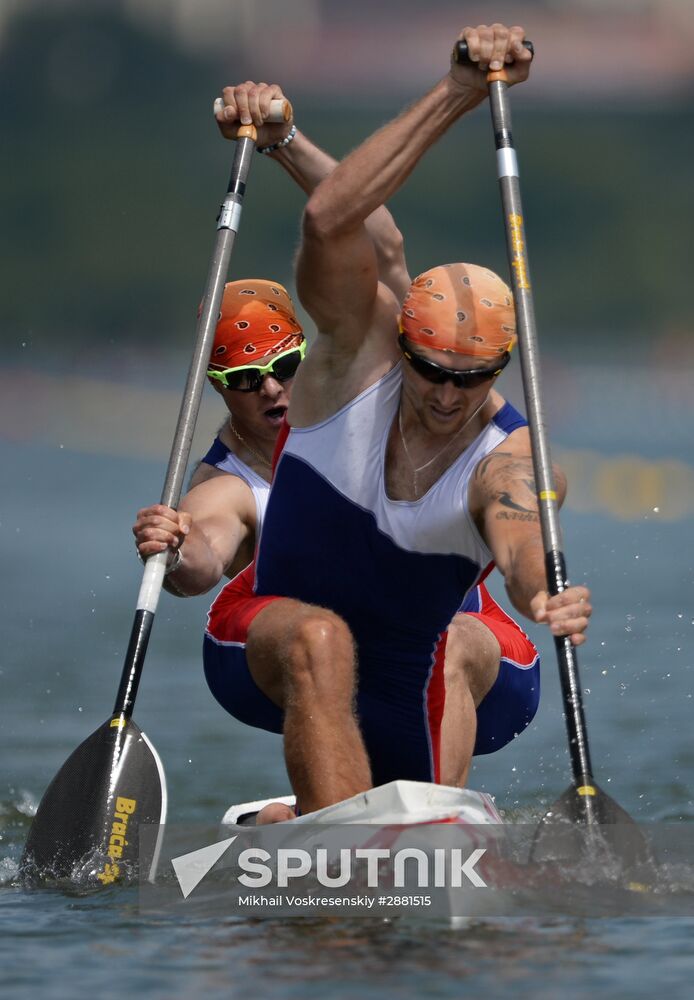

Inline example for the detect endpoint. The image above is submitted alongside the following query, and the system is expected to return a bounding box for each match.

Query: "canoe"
[220,779,503,827]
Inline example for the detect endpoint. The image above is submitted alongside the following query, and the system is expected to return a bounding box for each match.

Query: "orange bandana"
[400,263,516,360]
[208,279,303,371]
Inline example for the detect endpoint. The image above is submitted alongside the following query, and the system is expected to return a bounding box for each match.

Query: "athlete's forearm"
[303,76,483,238]
[502,538,548,622]
[269,130,408,292]
[163,528,227,598]
[265,129,336,196]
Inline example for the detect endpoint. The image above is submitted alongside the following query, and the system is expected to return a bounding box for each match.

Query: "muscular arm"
[469,430,591,644]
[297,76,483,343]
[216,86,411,305]
[133,471,257,597]
[296,24,531,346]
[270,131,412,306]
[473,444,565,615]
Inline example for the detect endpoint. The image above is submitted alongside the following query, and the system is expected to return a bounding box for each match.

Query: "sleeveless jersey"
[255,364,527,682]
[205,372,532,783]
[201,436,270,537]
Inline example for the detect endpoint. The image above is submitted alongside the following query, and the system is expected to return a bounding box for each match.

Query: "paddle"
[20,99,291,885]
[453,41,650,868]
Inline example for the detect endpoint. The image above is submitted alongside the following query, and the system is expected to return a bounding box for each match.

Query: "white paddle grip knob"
[213,97,292,124]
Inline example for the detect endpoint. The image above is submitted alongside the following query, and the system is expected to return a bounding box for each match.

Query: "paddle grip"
[213,97,292,124]
[453,39,534,67]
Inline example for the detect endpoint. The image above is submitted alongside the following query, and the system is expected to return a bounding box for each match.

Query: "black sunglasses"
[208,343,306,392]
[398,335,510,389]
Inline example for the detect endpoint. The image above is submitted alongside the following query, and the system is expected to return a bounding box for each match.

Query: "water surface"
[2,358,693,998]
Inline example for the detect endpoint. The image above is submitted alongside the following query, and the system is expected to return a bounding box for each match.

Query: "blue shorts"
[204,572,540,784]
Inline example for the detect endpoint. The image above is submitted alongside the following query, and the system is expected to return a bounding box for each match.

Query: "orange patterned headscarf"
[400,263,516,360]
[208,279,303,372]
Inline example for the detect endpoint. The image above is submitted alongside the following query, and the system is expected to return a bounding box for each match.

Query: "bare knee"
[291,608,353,655]
[286,608,356,688]
[445,615,500,706]
[247,603,356,706]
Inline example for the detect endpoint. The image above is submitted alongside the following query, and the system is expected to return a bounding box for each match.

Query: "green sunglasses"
[208,341,306,392]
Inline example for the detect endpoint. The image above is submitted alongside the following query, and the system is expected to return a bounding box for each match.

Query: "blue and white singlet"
[249,364,529,782]
[201,436,270,536]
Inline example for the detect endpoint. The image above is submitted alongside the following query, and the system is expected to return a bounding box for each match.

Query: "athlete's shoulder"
[183,464,258,524]
[287,282,401,427]
[490,398,528,437]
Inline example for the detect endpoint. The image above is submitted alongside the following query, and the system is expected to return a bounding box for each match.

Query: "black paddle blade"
[530,783,654,877]
[20,718,166,886]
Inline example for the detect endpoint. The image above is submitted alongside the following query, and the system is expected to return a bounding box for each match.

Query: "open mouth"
[263,405,287,424]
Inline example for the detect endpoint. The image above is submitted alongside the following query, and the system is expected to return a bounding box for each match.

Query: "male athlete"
[205,26,595,818]
[132,167,426,592]
[133,114,421,592]
[135,89,544,813]
[133,279,305,594]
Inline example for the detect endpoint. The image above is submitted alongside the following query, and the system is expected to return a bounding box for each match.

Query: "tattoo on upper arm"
[496,490,537,513]
[495,510,539,522]
[475,451,540,516]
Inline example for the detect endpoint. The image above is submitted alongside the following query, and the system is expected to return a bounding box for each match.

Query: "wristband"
[257,124,297,155]
[136,546,182,574]
[165,547,182,575]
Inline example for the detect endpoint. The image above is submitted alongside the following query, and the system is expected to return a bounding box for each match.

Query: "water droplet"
[78,706,83,712]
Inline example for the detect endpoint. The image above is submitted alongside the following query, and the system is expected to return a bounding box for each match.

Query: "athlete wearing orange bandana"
[401,263,516,359]
[207,279,304,372]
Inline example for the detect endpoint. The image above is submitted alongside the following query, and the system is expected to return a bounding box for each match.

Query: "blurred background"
[2,0,694,823]
[2,0,693,361]
[2,5,694,993]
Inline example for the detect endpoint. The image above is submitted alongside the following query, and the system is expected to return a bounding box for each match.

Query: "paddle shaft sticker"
[508,213,531,290]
